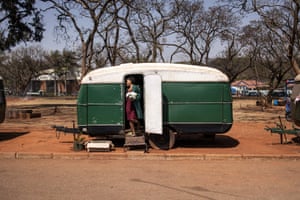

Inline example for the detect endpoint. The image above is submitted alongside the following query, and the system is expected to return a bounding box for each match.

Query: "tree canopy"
[1,0,300,93]
[0,0,44,51]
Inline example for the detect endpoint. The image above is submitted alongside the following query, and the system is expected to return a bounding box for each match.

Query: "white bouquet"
[126,92,137,100]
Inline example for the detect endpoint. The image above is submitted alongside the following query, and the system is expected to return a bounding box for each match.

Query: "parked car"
[26,90,44,96]
[248,90,258,96]
[272,90,285,97]
[231,87,238,95]
[4,88,12,95]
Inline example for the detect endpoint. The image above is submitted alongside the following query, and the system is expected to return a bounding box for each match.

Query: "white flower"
[126,92,137,100]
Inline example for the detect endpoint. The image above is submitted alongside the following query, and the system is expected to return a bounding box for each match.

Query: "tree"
[245,21,293,93]
[0,0,44,51]
[170,1,238,64]
[169,0,205,64]
[40,0,243,73]
[130,0,177,62]
[209,21,254,83]
[42,0,114,79]
[0,46,45,95]
[44,49,80,95]
[225,0,300,74]
[102,0,180,64]
[210,56,254,83]
[44,50,80,77]
[96,0,125,66]
[112,0,141,62]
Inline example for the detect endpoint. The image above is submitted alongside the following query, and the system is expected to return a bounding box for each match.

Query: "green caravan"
[77,63,233,149]
[0,77,6,123]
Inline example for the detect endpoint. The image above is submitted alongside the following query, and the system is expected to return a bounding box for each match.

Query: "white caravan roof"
[81,63,229,84]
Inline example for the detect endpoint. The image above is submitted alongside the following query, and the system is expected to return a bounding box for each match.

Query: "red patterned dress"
[126,89,137,121]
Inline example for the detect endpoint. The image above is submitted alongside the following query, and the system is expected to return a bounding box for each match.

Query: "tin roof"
[82,63,229,84]
[231,80,269,89]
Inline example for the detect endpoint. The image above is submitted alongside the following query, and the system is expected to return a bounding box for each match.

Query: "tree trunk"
[81,43,88,80]
[292,58,300,75]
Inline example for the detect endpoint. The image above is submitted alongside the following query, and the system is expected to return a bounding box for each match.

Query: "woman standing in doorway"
[126,77,143,136]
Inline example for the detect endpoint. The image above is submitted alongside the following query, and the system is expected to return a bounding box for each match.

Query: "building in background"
[231,80,269,96]
[27,68,81,96]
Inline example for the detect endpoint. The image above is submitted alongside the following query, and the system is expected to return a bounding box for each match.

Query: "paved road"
[0,159,299,200]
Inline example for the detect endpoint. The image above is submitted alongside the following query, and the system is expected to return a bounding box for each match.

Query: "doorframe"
[123,74,145,130]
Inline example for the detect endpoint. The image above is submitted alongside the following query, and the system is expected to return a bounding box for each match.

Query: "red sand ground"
[0,97,299,155]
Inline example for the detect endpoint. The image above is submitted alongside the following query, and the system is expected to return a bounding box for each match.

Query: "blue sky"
[31,0,255,60]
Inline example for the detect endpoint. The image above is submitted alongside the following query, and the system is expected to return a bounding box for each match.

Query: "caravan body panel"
[77,63,233,136]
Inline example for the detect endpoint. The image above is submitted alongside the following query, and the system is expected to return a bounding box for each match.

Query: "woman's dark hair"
[126,76,135,84]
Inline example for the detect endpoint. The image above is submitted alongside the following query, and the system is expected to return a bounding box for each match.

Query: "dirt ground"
[0,96,299,154]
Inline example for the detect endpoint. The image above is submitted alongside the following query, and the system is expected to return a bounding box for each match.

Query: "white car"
[26,90,44,96]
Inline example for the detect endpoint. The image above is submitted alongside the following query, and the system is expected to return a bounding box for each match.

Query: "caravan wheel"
[149,128,176,150]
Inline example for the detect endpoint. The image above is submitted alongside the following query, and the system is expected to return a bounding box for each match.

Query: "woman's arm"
[132,85,141,101]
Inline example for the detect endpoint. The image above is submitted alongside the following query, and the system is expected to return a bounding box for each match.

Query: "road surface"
[0,159,299,200]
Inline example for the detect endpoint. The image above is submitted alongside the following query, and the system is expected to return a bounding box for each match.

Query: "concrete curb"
[16,152,53,159]
[0,152,300,160]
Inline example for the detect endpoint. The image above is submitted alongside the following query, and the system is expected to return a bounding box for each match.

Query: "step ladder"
[123,134,149,153]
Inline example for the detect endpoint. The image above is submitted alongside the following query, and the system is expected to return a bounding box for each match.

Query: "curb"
[0,152,300,160]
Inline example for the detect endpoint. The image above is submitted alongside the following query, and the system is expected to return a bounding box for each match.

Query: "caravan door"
[144,74,163,135]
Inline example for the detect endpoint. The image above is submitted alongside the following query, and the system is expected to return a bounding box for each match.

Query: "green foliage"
[0,0,44,51]
[0,46,80,96]
[44,49,80,79]
[0,46,45,95]
[73,133,85,143]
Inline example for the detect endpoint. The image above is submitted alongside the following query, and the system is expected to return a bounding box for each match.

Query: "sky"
[28,0,256,60]
[30,1,72,51]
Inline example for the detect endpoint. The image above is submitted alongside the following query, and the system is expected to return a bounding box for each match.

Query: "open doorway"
[124,74,144,135]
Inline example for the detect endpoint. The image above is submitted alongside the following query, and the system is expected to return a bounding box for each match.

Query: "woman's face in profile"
[126,79,132,87]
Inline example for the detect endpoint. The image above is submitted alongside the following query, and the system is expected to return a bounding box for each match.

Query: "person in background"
[126,77,143,136]
[285,96,291,120]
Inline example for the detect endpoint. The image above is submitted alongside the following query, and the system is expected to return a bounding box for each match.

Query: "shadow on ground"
[0,131,30,141]
[292,136,300,144]
[175,135,240,148]
[111,135,239,149]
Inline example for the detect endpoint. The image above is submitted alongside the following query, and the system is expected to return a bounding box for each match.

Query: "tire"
[148,128,176,150]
